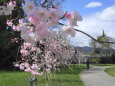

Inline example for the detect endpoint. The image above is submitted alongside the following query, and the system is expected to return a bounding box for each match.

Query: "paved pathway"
[80,66,115,86]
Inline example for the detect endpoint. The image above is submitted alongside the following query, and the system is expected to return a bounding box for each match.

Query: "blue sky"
[61,0,115,46]
[62,0,115,16]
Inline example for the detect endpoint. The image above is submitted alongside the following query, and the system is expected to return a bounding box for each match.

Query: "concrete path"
[80,66,115,86]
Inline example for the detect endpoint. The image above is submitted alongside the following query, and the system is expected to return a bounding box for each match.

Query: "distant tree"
[89,30,114,63]
[90,30,113,55]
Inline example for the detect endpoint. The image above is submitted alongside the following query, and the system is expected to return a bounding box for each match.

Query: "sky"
[61,0,115,47]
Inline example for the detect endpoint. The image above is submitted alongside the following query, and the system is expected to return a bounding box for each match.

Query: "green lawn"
[92,64,115,66]
[0,65,86,86]
[105,67,115,77]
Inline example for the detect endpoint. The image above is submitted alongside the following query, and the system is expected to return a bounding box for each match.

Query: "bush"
[99,57,112,64]
[111,54,115,63]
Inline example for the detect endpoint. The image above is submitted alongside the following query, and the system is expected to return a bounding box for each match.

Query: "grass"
[92,64,115,66]
[0,64,86,86]
[105,67,115,77]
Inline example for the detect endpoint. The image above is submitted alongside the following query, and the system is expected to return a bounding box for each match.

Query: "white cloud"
[71,5,115,46]
[97,5,115,21]
[85,2,102,8]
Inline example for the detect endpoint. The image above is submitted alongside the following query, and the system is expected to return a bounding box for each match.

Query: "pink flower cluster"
[14,42,43,75]
[15,62,42,75]
[20,42,38,56]
[12,0,83,75]
[62,11,83,37]
[9,0,82,44]
[0,1,16,15]
[15,30,76,75]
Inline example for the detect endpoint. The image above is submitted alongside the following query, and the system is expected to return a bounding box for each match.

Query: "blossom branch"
[58,22,115,44]
[59,11,68,19]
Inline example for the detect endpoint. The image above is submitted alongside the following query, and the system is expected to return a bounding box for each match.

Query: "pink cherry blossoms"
[11,0,82,43]
[0,1,16,15]
[7,0,83,75]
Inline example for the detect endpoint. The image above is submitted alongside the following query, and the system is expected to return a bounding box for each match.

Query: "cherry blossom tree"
[0,0,115,86]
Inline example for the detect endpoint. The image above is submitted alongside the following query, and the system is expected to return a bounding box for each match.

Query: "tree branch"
[41,0,48,7]
[74,29,115,44]
[58,15,115,45]
[59,11,68,19]
[58,22,65,25]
